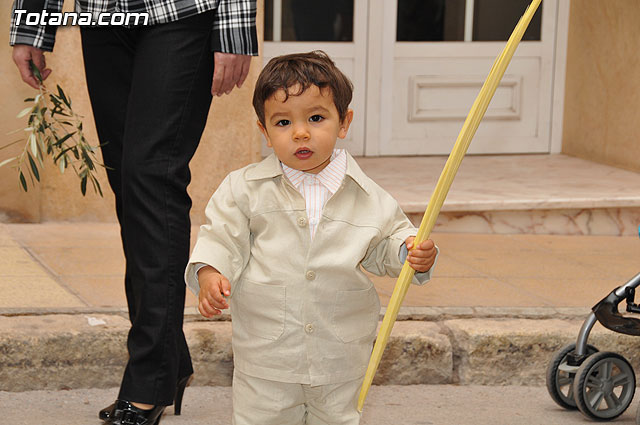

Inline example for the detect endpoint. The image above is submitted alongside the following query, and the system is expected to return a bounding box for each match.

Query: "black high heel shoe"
[99,374,193,421]
[173,374,193,416]
[107,400,165,425]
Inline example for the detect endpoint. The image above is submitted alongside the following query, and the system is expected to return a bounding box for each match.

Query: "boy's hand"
[405,237,437,273]
[197,266,231,318]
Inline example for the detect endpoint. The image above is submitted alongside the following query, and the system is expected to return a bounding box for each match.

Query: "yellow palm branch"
[358,0,543,412]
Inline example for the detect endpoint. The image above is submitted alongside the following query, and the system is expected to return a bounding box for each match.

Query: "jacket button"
[297,217,308,227]
[305,323,314,334]
[305,270,316,281]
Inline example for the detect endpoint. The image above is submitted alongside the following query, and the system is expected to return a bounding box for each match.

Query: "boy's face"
[258,84,353,174]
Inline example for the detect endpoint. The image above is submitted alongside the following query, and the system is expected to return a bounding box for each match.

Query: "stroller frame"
[568,272,640,368]
[547,272,640,421]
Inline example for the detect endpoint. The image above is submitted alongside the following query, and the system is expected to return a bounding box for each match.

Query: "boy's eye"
[309,115,324,122]
[276,119,291,126]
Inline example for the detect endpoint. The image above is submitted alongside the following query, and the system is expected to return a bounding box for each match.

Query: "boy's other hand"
[197,266,231,318]
[405,237,437,273]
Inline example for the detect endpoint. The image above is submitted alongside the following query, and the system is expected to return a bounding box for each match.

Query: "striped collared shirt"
[10,0,257,54]
[282,149,347,239]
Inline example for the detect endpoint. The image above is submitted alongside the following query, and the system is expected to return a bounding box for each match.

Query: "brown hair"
[252,50,353,126]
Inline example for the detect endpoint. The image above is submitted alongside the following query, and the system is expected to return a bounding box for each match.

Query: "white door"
[262,0,565,157]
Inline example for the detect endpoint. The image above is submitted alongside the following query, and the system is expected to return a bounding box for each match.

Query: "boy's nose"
[292,125,310,141]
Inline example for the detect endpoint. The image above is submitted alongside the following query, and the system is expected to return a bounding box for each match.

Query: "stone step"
[358,154,640,236]
[3,310,640,391]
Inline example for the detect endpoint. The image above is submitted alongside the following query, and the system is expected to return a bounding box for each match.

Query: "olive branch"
[0,60,104,196]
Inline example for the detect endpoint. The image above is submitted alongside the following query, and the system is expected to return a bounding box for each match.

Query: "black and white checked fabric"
[10,0,257,54]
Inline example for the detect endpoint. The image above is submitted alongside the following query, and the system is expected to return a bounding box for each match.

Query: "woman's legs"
[81,10,215,407]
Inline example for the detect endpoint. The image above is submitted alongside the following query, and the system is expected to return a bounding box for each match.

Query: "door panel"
[369,0,558,156]
[388,54,545,155]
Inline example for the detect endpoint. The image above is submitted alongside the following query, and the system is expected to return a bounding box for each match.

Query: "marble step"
[358,154,640,235]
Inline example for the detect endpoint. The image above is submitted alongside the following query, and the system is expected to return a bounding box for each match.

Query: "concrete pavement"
[3,223,640,312]
[2,385,639,425]
[2,222,640,392]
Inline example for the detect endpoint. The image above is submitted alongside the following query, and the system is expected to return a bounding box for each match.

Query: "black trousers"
[80,11,215,406]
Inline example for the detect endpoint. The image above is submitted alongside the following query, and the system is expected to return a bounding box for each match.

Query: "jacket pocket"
[234,279,286,341]
[332,285,380,343]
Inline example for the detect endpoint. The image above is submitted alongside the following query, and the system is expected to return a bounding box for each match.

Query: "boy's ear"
[257,119,272,147]
[338,109,354,139]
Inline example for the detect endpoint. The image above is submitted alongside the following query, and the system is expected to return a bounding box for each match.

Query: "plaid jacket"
[10,0,257,54]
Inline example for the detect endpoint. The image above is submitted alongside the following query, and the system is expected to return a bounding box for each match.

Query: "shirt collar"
[245,150,371,195]
[281,149,346,195]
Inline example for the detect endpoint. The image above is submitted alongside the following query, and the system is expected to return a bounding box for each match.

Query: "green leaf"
[54,109,71,117]
[81,149,94,169]
[89,176,98,196]
[57,85,70,107]
[54,146,75,161]
[17,106,33,118]
[52,131,76,147]
[24,97,35,102]
[13,79,105,197]
[27,152,40,182]
[29,132,38,157]
[19,171,27,192]
[37,133,48,154]
[34,141,45,167]
[29,60,43,84]
[95,179,103,197]
[0,157,16,168]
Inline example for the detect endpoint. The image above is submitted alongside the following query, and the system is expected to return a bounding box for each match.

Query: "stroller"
[546,266,640,422]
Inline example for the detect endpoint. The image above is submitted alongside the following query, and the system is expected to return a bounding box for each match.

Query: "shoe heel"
[174,374,193,416]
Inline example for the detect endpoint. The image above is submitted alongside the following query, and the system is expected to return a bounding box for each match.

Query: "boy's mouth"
[295,148,313,159]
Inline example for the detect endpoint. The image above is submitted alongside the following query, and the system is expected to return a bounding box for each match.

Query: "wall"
[0,2,263,224]
[562,0,640,172]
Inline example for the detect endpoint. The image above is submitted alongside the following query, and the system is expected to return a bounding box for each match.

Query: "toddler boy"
[185,51,438,425]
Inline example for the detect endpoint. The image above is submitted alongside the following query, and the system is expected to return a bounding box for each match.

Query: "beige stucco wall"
[562,0,640,172]
[5,0,640,223]
[1,2,263,224]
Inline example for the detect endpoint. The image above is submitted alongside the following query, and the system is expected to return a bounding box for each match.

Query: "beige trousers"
[232,370,363,425]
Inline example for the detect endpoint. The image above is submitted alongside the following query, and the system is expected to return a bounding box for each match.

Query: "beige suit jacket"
[185,152,434,385]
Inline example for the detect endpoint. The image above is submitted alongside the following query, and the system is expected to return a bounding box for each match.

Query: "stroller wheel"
[546,343,598,409]
[574,352,636,421]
